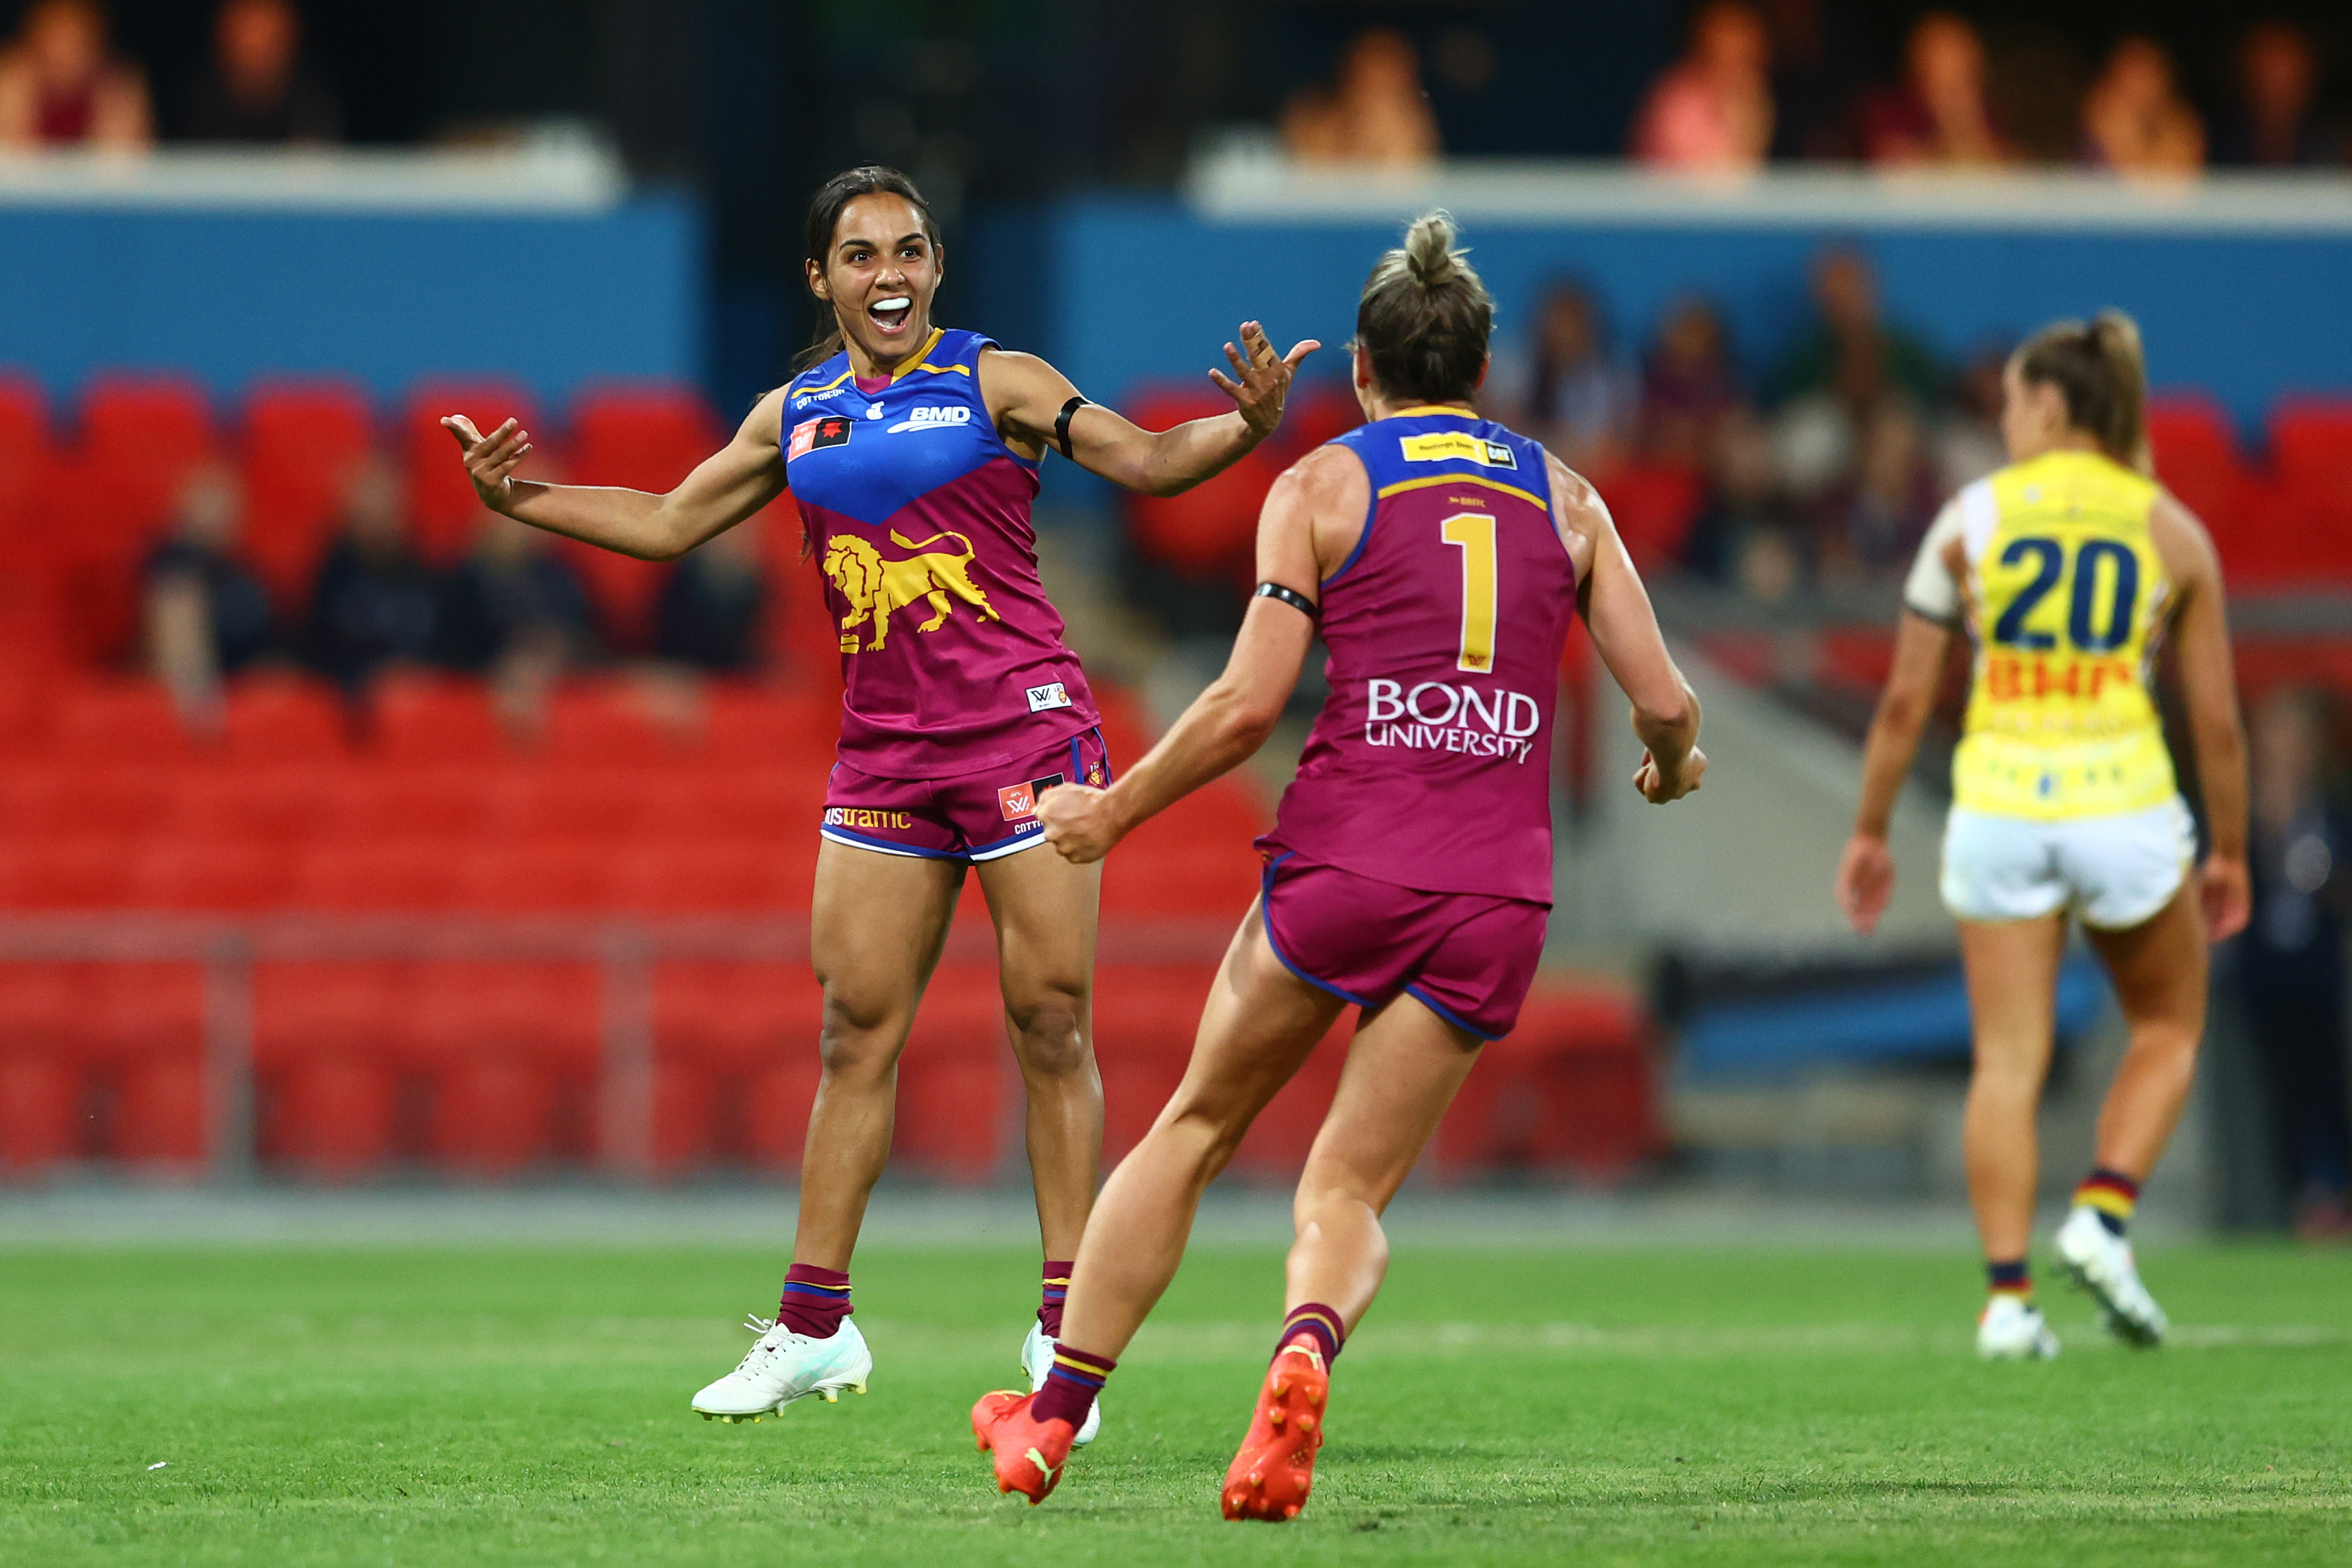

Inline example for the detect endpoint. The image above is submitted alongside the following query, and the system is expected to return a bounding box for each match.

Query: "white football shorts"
[1939,796,2195,930]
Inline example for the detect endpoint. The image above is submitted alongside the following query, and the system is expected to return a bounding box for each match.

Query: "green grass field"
[2,1239,2347,1567]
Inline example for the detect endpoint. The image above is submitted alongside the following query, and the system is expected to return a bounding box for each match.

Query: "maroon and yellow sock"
[1031,1344,1115,1429]
[1986,1259,2032,1301]
[776,1264,851,1339]
[2075,1168,2140,1237]
[1038,1261,1073,1340]
[1276,1303,1345,1368]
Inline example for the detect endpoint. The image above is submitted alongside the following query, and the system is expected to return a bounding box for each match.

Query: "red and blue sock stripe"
[1032,1344,1115,1429]
[1038,1261,1073,1340]
[1278,1303,1345,1368]
[777,1264,852,1339]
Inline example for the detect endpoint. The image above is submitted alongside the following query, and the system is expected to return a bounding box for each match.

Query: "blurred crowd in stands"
[0,0,336,150]
[1481,242,1998,603]
[140,458,770,739]
[1285,8,2347,174]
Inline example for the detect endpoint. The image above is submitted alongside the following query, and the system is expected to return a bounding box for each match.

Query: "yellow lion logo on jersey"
[823,529,1000,652]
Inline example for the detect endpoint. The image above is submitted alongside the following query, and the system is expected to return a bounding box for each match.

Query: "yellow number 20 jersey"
[1907,449,2177,822]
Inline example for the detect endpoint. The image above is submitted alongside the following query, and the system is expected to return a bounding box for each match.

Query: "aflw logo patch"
[1399,431,1516,469]
[999,773,1064,821]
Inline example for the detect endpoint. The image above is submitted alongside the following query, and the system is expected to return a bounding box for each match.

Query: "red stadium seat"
[1100,781,1268,918]
[696,684,841,765]
[4,760,176,840]
[46,678,196,763]
[0,375,51,555]
[1434,987,1660,1180]
[1089,962,1213,1161]
[0,835,142,909]
[652,961,823,1172]
[166,763,351,846]
[124,835,298,912]
[611,838,803,914]
[564,383,724,648]
[82,962,207,1166]
[449,840,621,911]
[542,681,674,765]
[398,962,601,1174]
[239,379,378,606]
[892,961,1008,1182]
[223,674,349,762]
[252,961,405,1177]
[1604,463,1704,568]
[341,761,503,843]
[284,838,462,910]
[1123,384,1283,578]
[369,673,510,762]
[403,379,544,563]
[0,964,89,1170]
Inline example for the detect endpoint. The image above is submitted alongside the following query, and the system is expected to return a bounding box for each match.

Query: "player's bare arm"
[440,390,788,562]
[1556,451,1704,805]
[2151,492,2250,940]
[1036,446,1353,864]
[979,322,1319,497]
[1836,609,1955,934]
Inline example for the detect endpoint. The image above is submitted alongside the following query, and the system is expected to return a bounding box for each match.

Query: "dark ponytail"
[793,166,941,374]
[1355,211,1494,405]
[2014,309,2150,473]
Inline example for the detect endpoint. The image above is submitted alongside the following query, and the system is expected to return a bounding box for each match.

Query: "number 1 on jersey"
[1441,512,1497,674]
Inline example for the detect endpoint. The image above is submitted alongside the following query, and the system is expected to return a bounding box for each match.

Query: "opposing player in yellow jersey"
[1837,311,2248,1359]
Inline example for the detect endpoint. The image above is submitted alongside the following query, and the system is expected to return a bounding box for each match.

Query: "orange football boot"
[1220,1340,1329,1521]
[971,1390,1076,1506]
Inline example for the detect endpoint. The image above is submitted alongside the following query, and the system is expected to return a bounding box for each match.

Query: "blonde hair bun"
[1403,210,1466,288]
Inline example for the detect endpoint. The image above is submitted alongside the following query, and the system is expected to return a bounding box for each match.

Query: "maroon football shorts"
[1256,848,1548,1041]
[820,727,1110,864]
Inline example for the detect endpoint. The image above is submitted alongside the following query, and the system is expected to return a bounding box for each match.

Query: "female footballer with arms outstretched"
[1835,312,2248,1359]
[443,166,1316,1436]
[969,212,1704,1518]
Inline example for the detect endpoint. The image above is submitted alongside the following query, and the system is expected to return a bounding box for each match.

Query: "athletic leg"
[689,841,960,1419]
[975,843,1104,1261]
[1056,903,1345,1361]
[1285,993,1482,1333]
[2081,886,2209,1182]
[1957,914,2065,1265]
[793,839,964,1270]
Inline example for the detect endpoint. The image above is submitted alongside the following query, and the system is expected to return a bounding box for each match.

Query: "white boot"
[2055,1205,2168,1346]
[1976,1294,2060,1360]
[1022,1320,1103,1446]
[692,1315,872,1421]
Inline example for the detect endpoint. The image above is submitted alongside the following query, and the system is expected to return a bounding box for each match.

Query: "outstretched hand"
[440,414,532,512]
[1210,322,1320,439]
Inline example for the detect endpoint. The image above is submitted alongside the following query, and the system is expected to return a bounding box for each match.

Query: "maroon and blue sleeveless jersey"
[1266,407,1577,905]
[783,326,1098,780]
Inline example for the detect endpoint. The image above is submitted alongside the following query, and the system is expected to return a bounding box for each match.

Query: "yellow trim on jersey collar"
[1390,403,1478,419]
[1375,471,1545,511]
[890,326,971,381]
[792,366,855,401]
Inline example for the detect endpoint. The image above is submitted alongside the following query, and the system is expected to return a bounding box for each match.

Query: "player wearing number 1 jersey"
[1838,312,2250,1360]
[968,213,1705,1519]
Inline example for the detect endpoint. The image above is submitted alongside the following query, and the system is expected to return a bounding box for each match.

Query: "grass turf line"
[1,1244,2346,1567]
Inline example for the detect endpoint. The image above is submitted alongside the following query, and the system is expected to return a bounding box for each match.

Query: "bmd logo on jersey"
[886,405,973,435]
[1399,432,1517,469]
[789,415,855,460]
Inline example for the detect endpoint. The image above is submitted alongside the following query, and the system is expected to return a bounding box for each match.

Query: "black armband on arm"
[1055,396,1091,461]
[1255,582,1319,619]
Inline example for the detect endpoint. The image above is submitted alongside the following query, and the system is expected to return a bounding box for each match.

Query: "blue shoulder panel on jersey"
[779,327,1030,528]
